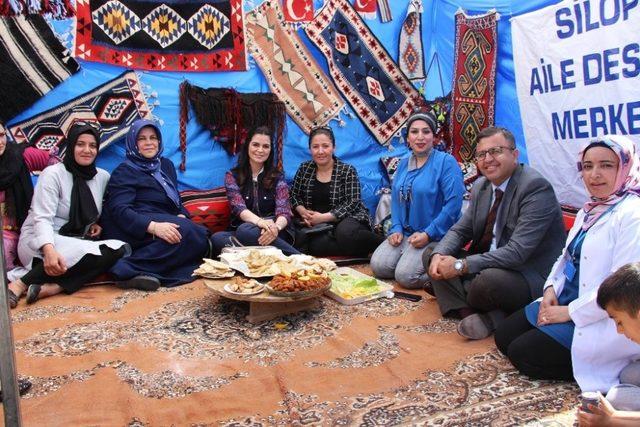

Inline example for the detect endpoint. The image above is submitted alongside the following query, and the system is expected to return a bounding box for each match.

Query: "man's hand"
[577,394,618,426]
[430,254,461,280]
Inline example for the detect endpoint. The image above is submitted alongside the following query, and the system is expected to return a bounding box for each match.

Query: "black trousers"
[495,309,574,381]
[295,217,384,257]
[22,245,126,294]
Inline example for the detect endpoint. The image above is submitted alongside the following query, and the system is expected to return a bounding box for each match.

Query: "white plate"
[223,283,265,296]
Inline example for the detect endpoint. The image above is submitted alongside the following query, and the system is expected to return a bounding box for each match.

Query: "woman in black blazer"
[290,126,383,256]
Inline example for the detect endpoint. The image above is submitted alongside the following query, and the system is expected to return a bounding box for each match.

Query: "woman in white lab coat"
[495,135,640,393]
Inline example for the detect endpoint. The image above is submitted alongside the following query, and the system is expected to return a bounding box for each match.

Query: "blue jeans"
[211,223,299,257]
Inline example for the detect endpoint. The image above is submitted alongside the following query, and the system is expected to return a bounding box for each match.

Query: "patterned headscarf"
[578,135,640,230]
[124,119,180,208]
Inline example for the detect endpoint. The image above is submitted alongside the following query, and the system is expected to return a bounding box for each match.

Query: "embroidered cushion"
[180,187,230,233]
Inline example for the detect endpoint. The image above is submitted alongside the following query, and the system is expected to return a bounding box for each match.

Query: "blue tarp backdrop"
[8,0,561,213]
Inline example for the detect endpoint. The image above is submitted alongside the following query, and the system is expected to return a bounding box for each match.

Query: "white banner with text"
[512,0,640,207]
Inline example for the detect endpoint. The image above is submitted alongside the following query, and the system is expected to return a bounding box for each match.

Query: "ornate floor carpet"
[5,266,580,425]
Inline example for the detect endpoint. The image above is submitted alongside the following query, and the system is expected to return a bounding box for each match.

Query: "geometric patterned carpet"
[5,266,580,425]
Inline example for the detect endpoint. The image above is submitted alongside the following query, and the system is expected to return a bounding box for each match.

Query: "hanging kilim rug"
[9,70,151,162]
[0,15,79,122]
[246,0,343,134]
[450,9,498,163]
[179,82,286,171]
[305,0,424,145]
[398,0,424,81]
[281,0,313,23]
[0,0,74,18]
[74,0,247,72]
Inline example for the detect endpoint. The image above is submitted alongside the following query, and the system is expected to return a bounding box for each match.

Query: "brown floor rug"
[4,266,580,425]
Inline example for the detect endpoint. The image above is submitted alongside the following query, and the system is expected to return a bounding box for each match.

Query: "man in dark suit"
[424,127,566,340]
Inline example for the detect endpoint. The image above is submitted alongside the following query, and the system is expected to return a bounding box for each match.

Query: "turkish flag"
[282,0,314,22]
[353,0,377,19]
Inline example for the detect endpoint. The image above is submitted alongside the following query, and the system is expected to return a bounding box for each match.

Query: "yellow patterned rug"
[5,266,579,425]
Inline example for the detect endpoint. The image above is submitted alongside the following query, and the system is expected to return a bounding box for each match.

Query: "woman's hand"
[538,304,570,326]
[387,232,403,247]
[258,228,277,246]
[308,211,334,226]
[257,218,279,240]
[541,286,558,307]
[537,286,560,325]
[407,232,429,248]
[42,244,67,276]
[149,221,182,244]
[296,206,313,227]
[86,223,102,239]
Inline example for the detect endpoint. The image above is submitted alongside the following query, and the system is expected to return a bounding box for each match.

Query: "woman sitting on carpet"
[290,126,383,257]
[370,111,465,289]
[101,119,210,287]
[495,135,640,394]
[1,121,35,273]
[7,122,130,307]
[211,126,299,256]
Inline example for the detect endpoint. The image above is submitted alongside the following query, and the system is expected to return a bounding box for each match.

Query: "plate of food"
[220,248,287,277]
[326,267,393,305]
[192,258,235,279]
[266,269,332,298]
[223,277,265,295]
[288,254,338,272]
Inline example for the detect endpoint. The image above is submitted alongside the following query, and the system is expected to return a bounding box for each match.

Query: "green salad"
[328,272,382,299]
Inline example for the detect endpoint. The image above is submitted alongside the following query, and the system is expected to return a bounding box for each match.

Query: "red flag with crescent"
[282,0,314,22]
[353,0,377,19]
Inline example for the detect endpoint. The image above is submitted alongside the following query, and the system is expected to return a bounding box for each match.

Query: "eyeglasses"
[473,146,515,162]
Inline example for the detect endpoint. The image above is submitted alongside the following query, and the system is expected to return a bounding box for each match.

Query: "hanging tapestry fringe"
[179,81,286,171]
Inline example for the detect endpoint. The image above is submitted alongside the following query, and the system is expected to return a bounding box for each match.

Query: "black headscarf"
[0,141,33,227]
[58,123,101,237]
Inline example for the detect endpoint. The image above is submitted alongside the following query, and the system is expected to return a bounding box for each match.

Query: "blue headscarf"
[124,119,180,208]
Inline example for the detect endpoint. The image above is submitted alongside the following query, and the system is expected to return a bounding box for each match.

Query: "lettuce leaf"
[329,273,381,299]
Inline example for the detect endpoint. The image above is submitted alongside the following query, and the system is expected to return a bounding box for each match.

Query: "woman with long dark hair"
[211,126,298,255]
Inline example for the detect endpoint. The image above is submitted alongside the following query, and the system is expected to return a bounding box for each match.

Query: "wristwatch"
[453,259,465,274]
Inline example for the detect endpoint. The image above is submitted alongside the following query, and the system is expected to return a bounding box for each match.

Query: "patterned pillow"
[180,187,231,233]
[380,156,401,183]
